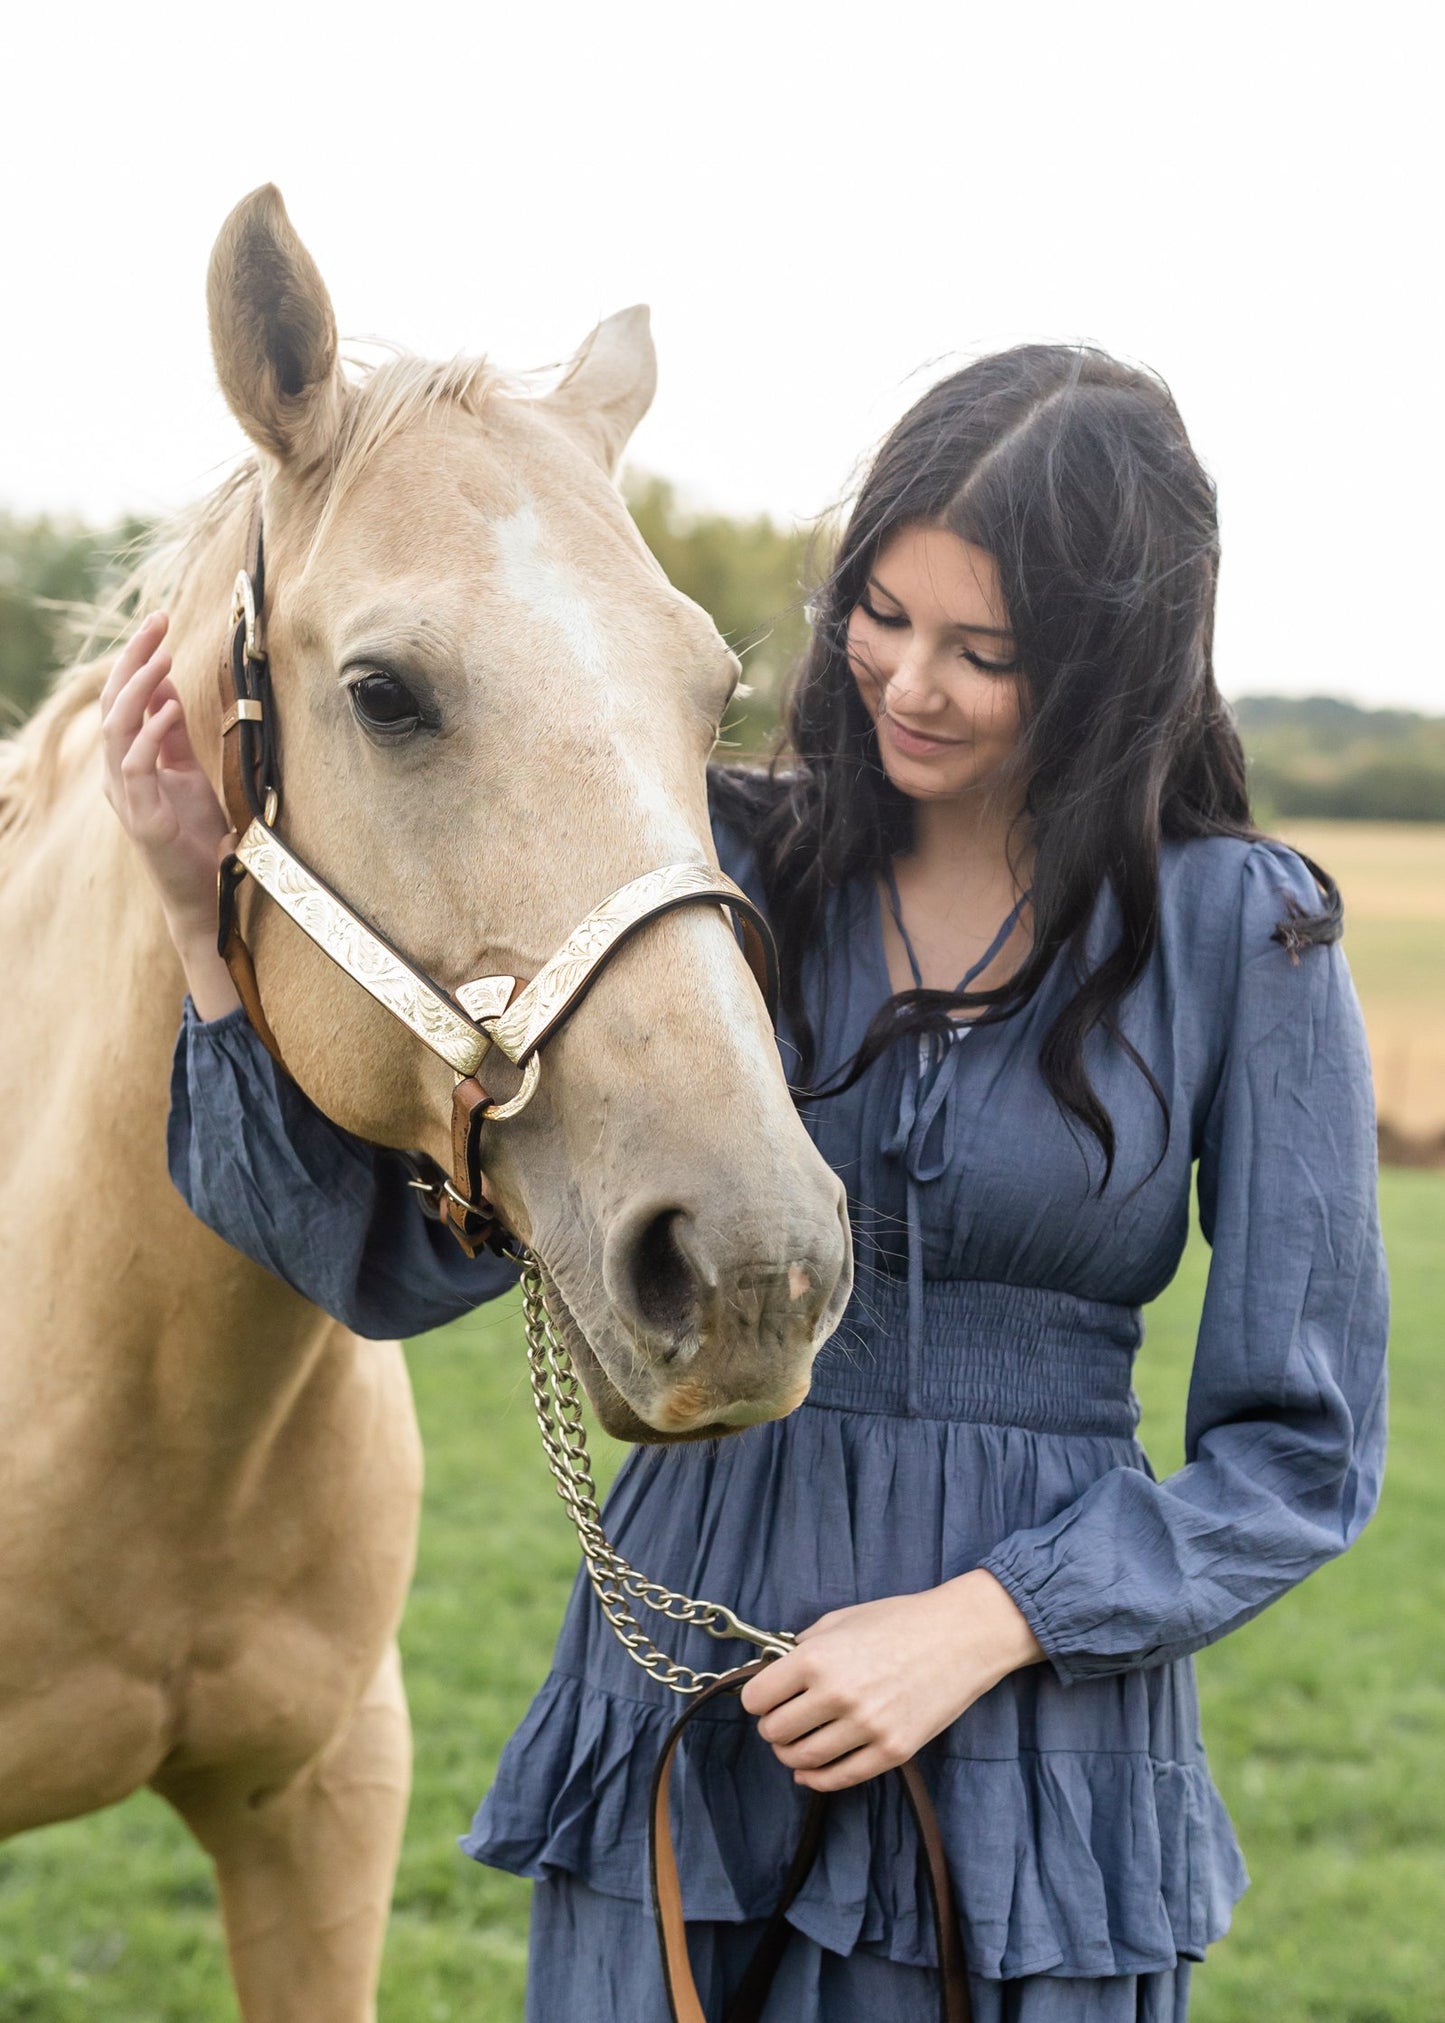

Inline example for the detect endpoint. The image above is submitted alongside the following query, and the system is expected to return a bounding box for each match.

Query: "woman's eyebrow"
[867,574,1014,637]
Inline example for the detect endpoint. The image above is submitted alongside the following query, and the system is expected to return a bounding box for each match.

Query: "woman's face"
[846,521,1026,805]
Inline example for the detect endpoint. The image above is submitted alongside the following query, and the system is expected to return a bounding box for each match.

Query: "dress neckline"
[878,859,1032,1002]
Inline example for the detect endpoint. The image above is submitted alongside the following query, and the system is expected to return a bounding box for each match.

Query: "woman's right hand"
[101,611,241,1019]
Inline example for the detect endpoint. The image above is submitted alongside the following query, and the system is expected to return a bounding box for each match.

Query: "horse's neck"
[2,491,342,1421]
[26,771,333,1308]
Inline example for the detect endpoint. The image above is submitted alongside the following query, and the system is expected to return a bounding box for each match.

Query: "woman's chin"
[880,752,987,801]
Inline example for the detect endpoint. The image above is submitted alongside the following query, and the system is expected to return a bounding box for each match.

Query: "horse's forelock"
[302,349,514,565]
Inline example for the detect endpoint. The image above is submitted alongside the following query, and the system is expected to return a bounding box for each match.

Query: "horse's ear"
[207,184,345,467]
[539,306,657,476]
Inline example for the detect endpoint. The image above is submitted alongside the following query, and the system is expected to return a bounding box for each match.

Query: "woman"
[103,343,1388,2020]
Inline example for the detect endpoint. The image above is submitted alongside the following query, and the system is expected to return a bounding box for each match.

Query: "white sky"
[2,0,1438,711]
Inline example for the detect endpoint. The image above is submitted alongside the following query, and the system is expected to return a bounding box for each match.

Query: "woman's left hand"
[738,1569,1044,1792]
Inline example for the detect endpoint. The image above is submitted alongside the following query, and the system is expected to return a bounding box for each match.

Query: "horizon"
[3,487,1443,723]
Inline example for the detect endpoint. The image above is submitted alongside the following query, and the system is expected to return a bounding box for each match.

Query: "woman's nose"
[883,649,948,717]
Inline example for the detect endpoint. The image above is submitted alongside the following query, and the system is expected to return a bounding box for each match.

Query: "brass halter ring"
[478,1053,541,1123]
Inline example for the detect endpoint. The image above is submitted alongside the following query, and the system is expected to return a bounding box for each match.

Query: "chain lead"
[520,1254,794,1695]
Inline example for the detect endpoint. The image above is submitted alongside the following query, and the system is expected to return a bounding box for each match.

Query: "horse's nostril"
[624,1208,704,1338]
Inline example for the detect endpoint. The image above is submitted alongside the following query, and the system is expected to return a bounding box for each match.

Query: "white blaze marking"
[618,746,696,855]
[491,502,612,682]
[489,501,749,1017]
[491,499,698,858]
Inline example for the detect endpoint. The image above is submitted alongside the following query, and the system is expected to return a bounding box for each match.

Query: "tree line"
[2,490,1441,820]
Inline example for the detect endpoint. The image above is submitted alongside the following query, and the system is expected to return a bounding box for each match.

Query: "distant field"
[1275,822,1445,1141]
[0,1172,1439,2022]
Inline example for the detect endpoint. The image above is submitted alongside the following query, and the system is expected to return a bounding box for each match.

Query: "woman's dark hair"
[712,342,1340,1186]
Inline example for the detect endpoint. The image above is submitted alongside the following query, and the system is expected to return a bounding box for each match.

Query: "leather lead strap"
[649,1664,972,2023]
[899,1756,971,2017]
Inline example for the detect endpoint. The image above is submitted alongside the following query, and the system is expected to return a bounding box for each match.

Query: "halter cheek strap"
[213,502,778,1256]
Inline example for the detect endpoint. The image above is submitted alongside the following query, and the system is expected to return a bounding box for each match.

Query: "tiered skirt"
[465,1279,1247,2011]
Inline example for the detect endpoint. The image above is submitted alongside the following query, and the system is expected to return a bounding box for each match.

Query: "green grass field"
[1,1171,1439,2022]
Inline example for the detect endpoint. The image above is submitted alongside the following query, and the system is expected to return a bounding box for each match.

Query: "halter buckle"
[230,570,265,664]
[405,1169,491,1223]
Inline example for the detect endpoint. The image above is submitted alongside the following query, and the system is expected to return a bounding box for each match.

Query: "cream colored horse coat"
[0,185,848,2021]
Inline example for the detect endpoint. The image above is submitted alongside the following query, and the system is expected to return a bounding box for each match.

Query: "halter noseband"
[214,503,778,1256]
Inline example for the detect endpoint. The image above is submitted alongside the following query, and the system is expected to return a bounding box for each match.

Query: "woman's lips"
[881,714,966,758]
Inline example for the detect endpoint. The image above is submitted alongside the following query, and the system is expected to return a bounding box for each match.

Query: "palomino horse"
[0,185,851,2019]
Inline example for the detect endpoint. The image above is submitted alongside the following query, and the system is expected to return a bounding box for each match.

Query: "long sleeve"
[979,842,1389,1683]
[167,998,519,1337]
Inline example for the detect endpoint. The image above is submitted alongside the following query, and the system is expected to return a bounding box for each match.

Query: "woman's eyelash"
[859,594,1018,674]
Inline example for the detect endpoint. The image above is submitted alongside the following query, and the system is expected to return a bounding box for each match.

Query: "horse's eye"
[348,671,422,736]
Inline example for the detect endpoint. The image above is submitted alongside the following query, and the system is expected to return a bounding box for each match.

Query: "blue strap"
[879,863,1031,1401]
[882,860,1030,996]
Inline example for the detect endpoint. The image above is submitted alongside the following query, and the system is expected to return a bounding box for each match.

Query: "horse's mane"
[0,348,510,866]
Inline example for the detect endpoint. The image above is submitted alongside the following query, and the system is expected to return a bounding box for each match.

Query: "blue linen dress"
[168,816,1388,2022]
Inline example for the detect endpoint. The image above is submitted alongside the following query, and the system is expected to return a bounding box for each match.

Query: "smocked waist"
[803,1275,1143,1437]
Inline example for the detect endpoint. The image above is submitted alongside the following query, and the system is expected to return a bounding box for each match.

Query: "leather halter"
[214,501,778,1254]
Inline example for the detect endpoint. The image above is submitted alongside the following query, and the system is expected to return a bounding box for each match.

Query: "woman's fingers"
[739,1653,808,1718]
[99,611,169,714]
[100,616,176,803]
[768,1716,869,1771]
[98,615,231,951]
[147,679,230,842]
[117,697,185,837]
[102,674,166,820]
[152,678,202,769]
[101,645,173,796]
[793,1743,896,1793]
[156,709,196,773]
[755,1688,843,1748]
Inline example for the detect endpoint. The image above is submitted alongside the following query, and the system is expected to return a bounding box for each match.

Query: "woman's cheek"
[978,682,1025,759]
[847,637,885,717]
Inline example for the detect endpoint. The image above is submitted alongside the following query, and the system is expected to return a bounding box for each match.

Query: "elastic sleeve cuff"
[181,993,254,1041]
[976,1547,1082,1688]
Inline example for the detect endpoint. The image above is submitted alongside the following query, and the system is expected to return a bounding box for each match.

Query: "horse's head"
[196,184,851,1440]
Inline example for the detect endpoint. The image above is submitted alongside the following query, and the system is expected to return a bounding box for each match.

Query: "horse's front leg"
[155,1643,412,2023]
